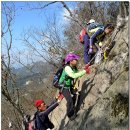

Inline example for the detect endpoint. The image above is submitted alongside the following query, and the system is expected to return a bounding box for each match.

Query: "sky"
[3,1,76,47]
[1,1,78,68]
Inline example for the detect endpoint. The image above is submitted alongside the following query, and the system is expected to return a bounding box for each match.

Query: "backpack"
[79,22,104,44]
[87,22,104,36]
[79,28,87,44]
[22,114,37,130]
[94,50,103,64]
[87,22,104,32]
[53,66,64,89]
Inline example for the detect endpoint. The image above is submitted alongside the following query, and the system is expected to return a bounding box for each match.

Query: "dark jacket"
[36,99,59,130]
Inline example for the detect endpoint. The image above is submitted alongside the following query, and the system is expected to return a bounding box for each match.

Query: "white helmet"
[88,19,95,24]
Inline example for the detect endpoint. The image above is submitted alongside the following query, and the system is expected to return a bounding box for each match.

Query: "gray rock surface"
[50,21,128,130]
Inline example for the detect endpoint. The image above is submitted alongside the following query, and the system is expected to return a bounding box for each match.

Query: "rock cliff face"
[50,20,128,130]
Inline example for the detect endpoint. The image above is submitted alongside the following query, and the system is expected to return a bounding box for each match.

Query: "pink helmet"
[65,53,80,63]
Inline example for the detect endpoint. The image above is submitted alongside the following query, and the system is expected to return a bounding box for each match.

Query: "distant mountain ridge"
[12,61,53,87]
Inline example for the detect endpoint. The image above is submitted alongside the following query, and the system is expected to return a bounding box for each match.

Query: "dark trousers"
[70,87,77,106]
[83,34,90,64]
[62,88,75,118]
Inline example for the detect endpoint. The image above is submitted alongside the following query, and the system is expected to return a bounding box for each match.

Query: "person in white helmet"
[87,19,95,24]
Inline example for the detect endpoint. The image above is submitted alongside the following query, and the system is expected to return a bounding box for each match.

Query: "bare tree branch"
[60,1,73,17]
[30,1,58,10]
[60,1,84,28]
[1,3,25,121]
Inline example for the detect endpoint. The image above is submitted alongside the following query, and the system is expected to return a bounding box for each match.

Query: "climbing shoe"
[69,113,77,121]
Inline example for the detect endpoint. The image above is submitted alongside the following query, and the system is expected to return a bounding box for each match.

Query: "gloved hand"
[88,48,93,54]
[99,42,103,47]
[84,64,91,74]
[56,93,64,102]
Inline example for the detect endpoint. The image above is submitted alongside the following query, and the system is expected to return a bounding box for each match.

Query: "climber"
[58,53,90,120]
[88,24,114,61]
[84,23,114,64]
[34,93,64,130]
[83,19,103,64]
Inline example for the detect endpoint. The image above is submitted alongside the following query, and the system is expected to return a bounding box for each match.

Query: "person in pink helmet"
[58,53,90,120]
